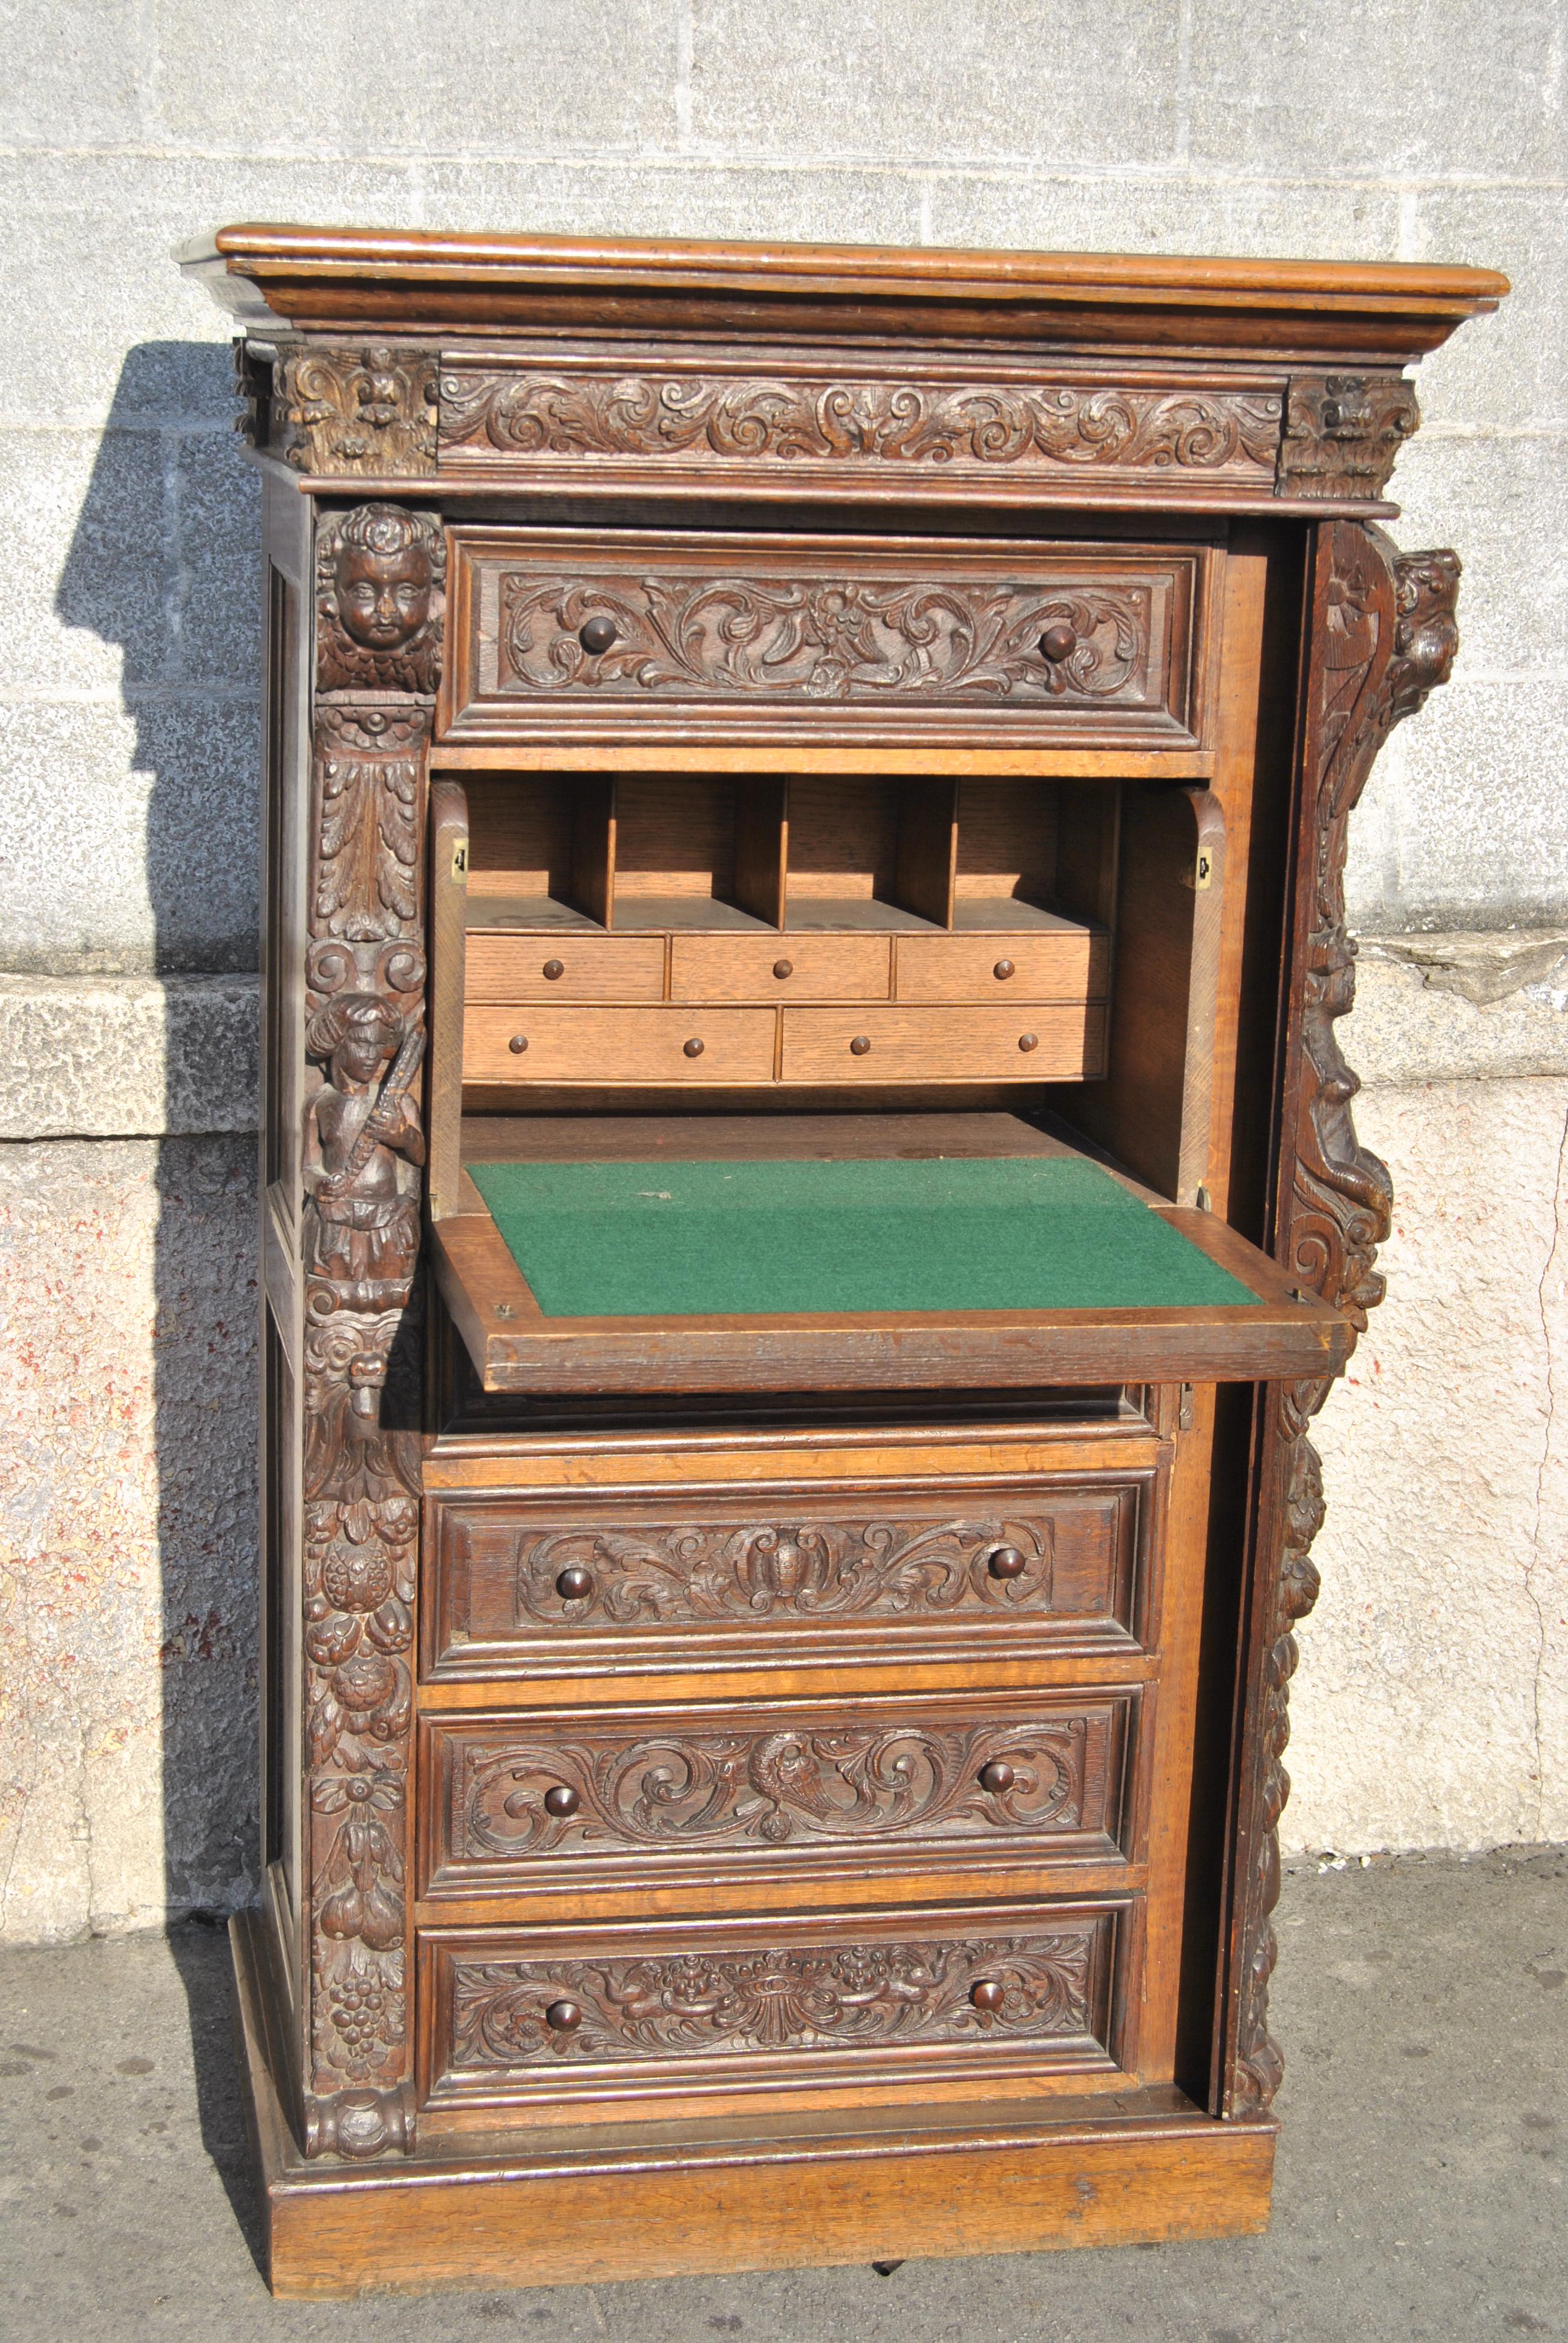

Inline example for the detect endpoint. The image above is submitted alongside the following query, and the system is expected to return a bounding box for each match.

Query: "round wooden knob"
[578,616,617,654]
[969,1980,1006,2014]
[993,958,1015,980]
[545,1999,584,2033]
[508,1034,528,1054]
[683,1037,705,1058]
[988,1544,1027,1579]
[543,1784,580,1818]
[555,1565,593,1601]
[849,1035,872,1056]
[1039,621,1078,663]
[978,1760,1016,1795]
[542,958,564,981]
[1018,1032,1039,1053]
[773,958,794,980]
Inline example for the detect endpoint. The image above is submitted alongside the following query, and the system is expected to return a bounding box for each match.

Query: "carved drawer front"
[669,931,892,1004]
[442,528,1204,750]
[894,929,1111,1004]
[779,1003,1108,1084]
[465,931,665,1004]
[426,1475,1153,1680]
[463,1004,776,1084]
[422,1688,1138,1899]
[422,1896,1131,2119]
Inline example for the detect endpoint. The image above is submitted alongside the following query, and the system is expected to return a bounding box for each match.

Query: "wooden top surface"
[181,223,1506,364]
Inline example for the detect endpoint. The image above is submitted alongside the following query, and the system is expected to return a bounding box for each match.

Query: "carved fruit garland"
[1227,521,1460,2117]
[299,502,444,2159]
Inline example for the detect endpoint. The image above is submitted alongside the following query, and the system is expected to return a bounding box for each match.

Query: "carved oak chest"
[180,224,1504,2296]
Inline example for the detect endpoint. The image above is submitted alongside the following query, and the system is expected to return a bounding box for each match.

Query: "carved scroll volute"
[298,503,444,2160]
[1223,522,1460,2119]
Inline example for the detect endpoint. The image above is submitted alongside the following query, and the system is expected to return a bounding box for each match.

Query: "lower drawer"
[779,1003,1107,1083]
[420,1686,1139,1898]
[420,1896,1133,2122]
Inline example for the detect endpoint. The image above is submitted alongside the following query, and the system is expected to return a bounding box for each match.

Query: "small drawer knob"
[508,1034,529,1054]
[555,1565,594,1602]
[978,1760,1016,1795]
[988,1544,1027,1579]
[849,1034,872,1056]
[773,958,794,980]
[993,958,1015,981]
[1018,1032,1039,1053]
[1039,621,1078,663]
[578,615,618,655]
[545,1999,584,2033]
[542,958,564,981]
[683,1037,705,1058]
[543,1783,580,1818]
[969,1980,1006,2014]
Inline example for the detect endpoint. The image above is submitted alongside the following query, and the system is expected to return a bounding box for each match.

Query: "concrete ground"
[1,1850,1563,2342]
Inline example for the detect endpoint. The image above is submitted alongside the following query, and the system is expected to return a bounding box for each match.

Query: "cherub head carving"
[317,503,445,692]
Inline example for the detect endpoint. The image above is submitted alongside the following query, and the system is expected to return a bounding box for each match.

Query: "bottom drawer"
[422,1896,1133,2122]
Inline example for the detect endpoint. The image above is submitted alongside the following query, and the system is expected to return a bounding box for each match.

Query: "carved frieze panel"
[425,1696,1131,1892]
[1227,522,1460,2119]
[255,342,440,476]
[1277,375,1420,500]
[439,363,1282,489]
[298,502,437,2162]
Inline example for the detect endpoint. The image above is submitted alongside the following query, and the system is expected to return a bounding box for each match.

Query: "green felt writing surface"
[466,1155,1263,1320]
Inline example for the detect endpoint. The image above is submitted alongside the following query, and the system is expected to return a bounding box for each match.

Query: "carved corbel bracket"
[298,500,440,2158]
[238,341,440,476]
[1277,375,1420,500]
[1226,522,1460,2117]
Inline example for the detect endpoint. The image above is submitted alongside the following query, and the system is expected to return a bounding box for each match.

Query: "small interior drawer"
[466,931,665,1004]
[670,931,891,1003]
[464,1005,776,1084]
[895,929,1110,1004]
[780,1004,1107,1083]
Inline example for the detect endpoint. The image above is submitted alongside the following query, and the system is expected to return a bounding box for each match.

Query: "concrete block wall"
[1,2,1564,1938]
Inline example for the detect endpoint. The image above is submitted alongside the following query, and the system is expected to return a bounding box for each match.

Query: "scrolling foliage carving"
[449,1930,1097,2070]
[299,503,440,2161]
[499,572,1155,706]
[1228,523,1460,2117]
[441,366,1282,480]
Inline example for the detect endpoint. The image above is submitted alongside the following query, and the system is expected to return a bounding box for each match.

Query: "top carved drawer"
[439,528,1209,753]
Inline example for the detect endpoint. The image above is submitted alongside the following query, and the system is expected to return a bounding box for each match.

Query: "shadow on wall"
[55,339,265,2242]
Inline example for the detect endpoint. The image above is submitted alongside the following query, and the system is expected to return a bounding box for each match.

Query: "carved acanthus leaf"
[272,342,439,476]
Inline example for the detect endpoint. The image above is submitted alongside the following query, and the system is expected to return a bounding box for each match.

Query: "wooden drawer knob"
[969,1980,1006,2014]
[978,1760,1016,1794]
[993,958,1015,980]
[543,1784,580,1818]
[987,1544,1027,1579]
[1018,1032,1039,1052]
[849,1034,872,1056]
[555,1565,594,1601]
[773,958,794,980]
[578,615,617,654]
[684,1037,705,1058]
[542,958,564,981]
[546,1999,584,2032]
[1039,621,1078,663]
[508,1034,528,1054]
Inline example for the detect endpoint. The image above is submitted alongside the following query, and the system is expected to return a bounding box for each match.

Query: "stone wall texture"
[1,1,1564,1938]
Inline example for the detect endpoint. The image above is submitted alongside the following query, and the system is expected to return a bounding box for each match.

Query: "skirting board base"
[231,1910,1276,2300]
